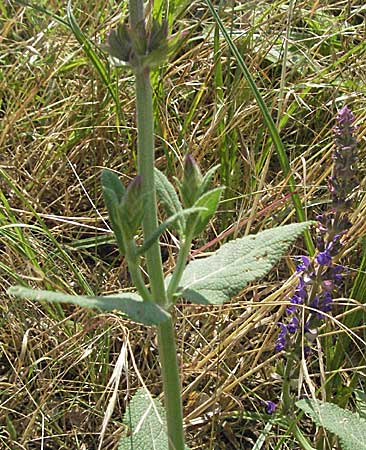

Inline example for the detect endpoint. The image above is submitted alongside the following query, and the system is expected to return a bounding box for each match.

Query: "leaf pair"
[102,169,206,258]
[8,222,313,325]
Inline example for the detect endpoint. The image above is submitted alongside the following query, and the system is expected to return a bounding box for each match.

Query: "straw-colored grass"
[1,1,365,448]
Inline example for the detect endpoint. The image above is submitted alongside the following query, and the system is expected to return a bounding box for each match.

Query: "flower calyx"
[103,18,169,71]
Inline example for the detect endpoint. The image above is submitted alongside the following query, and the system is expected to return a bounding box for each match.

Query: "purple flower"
[287,316,299,333]
[275,323,288,352]
[264,400,277,414]
[296,255,310,272]
[331,265,344,284]
[321,292,333,312]
[322,279,333,292]
[336,106,355,128]
[310,296,320,310]
[316,250,332,266]
[290,293,303,305]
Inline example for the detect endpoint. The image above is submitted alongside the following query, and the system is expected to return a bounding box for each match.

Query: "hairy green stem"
[282,352,295,415]
[129,0,144,28]
[135,66,185,450]
[157,320,185,450]
[282,354,316,449]
[131,1,185,446]
[135,68,166,306]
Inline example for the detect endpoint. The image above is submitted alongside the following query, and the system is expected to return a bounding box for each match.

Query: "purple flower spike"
[274,107,358,361]
[337,106,355,128]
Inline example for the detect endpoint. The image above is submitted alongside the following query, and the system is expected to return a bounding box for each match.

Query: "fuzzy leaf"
[191,187,224,236]
[180,154,203,208]
[8,286,170,326]
[154,168,184,235]
[118,388,168,450]
[178,222,313,304]
[296,398,366,450]
[101,170,125,200]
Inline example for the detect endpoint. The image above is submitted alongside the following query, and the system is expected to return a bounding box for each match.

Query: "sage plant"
[8,2,313,449]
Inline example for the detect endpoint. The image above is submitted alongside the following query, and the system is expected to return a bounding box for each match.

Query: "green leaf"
[154,168,184,235]
[118,388,168,450]
[177,222,313,304]
[296,399,366,450]
[191,187,224,236]
[200,163,220,194]
[118,388,191,450]
[101,170,126,254]
[204,0,315,256]
[8,286,170,326]
[180,154,203,208]
[104,23,132,62]
[101,169,126,200]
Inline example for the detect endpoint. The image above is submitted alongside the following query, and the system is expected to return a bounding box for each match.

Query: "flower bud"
[120,175,144,238]
[104,23,132,63]
[180,154,203,208]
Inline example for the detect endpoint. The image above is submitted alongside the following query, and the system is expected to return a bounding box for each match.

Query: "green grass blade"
[66,1,122,127]
[205,0,314,255]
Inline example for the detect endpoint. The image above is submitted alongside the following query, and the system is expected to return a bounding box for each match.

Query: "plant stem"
[129,0,144,28]
[135,66,185,450]
[157,320,185,450]
[131,1,185,446]
[135,67,166,306]
[282,352,295,414]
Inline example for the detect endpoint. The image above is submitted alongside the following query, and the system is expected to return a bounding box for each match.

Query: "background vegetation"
[0,0,365,448]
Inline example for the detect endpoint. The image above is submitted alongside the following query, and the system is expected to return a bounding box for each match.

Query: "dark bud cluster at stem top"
[275,106,359,354]
[103,18,170,71]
